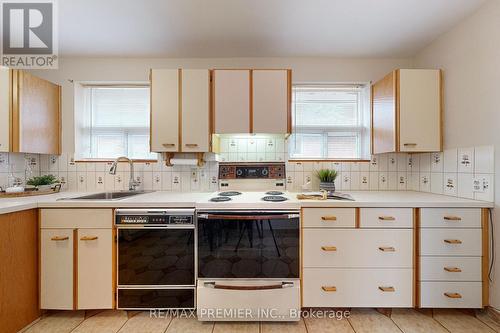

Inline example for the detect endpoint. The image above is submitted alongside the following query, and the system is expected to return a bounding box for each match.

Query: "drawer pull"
[444,239,462,244]
[379,286,395,292]
[321,246,337,252]
[321,216,337,221]
[80,236,98,241]
[51,236,69,241]
[162,143,175,147]
[403,143,417,147]
[321,286,337,292]
[444,292,462,299]
[444,267,462,273]
[378,246,396,252]
[378,216,396,221]
[185,143,199,148]
[444,216,462,221]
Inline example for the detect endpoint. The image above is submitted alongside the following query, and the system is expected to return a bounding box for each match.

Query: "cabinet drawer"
[303,229,412,268]
[420,257,481,282]
[420,208,481,228]
[420,229,481,256]
[360,208,413,228]
[420,281,482,308]
[302,208,356,228]
[303,268,413,307]
[41,209,112,229]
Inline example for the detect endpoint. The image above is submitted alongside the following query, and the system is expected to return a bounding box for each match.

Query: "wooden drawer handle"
[321,216,337,221]
[80,236,98,241]
[444,216,462,221]
[378,216,396,221]
[321,286,337,292]
[444,267,462,273]
[51,236,69,241]
[162,143,175,147]
[378,246,395,252]
[444,239,462,244]
[444,292,462,299]
[321,246,337,252]
[185,143,199,147]
[403,143,417,147]
[379,286,395,292]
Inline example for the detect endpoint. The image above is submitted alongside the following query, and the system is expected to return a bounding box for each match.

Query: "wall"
[414,0,500,309]
[30,57,412,153]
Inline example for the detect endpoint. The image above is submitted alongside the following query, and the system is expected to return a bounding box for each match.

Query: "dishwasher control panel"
[115,209,195,225]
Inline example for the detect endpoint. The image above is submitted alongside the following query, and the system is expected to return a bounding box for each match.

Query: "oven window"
[198,218,299,278]
[118,229,194,286]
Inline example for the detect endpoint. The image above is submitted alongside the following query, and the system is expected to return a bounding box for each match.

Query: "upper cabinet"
[0,67,61,154]
[212,69,291,134]
[150,69,210,153]
[371,69,442,154]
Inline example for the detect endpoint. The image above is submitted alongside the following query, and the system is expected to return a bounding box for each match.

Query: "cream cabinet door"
[77,229,113,309]
[399,69,441,152]
[181,69,210,152]
[0,67,9,152]
[213,70,250,134]
[252,70,289,134]
[40,229,74,310]
[150,69,179,152]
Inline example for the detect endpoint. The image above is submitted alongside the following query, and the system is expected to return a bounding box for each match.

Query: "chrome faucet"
[109,156,140,191]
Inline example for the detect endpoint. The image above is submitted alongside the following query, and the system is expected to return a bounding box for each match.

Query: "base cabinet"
[40,209,114,310]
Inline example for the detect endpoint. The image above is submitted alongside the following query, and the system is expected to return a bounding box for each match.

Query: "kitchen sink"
[61,191,153,200]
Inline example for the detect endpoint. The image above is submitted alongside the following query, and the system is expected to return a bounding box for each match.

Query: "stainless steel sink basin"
[61,191,152,200]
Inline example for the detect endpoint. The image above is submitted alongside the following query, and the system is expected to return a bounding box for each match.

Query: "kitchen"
[0,0,499,332]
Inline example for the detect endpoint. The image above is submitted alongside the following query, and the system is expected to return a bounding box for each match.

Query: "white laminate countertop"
[0,190,493,215]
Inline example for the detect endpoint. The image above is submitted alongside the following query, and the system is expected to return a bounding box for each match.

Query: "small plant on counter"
[316,169,338,192]
[26,174,59,189]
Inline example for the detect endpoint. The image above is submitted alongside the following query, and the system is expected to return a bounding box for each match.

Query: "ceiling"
[59,0,487,58]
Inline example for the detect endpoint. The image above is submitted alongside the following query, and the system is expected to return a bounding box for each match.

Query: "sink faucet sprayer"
[109,156,140,191]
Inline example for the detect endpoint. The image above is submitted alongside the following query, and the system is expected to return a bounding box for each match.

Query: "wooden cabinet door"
[213,70,250,134]
[150,69,179,152]
[14,70,61,154]
[398,69,442,152]
[40,229,74,310]
[372,71,397,154]
[77,229,113,309]
[181,69,210,152]
[252,70,290,134]
[0,67,10,152]
[0,209,40,333]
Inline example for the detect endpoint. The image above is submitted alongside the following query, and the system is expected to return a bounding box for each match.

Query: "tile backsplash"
[0,136,494,202]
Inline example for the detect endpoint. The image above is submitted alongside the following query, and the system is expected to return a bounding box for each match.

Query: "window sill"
[288,159,370,163]
[75,159,158,163]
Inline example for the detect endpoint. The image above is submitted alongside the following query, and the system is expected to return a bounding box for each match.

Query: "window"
[288,84,371,160]
[75,85,156,160]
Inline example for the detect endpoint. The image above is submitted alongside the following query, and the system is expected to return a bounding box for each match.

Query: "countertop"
[0,190,493,215]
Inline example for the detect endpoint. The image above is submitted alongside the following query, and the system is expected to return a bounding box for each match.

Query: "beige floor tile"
[72,310,128,333]
[261,318,307,333]
[166,317,214,333]
[213,321,260,333]
[475,310,500,332]
[347,308,401,333]
[390,309,447,333]
[118,311,172,333]
[433,309,496,333]
[24,311,85,333]
[304,316,354,333]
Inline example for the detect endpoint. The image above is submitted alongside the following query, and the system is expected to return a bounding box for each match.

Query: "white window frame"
[289,83,371,161]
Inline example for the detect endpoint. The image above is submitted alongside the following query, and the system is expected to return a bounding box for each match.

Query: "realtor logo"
[1,0,58,68]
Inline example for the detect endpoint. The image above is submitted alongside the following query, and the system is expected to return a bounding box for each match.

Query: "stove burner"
[210,196,232,202]
[262,195,288,202]
[266,191,284,195]
[218,191,242,197]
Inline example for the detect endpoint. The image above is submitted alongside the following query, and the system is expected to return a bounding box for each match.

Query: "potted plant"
[316,169,338,192]
[26,174,60,191]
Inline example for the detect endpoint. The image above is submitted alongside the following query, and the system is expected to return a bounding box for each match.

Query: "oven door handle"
[203,281,294,290]
[197,214,300,220]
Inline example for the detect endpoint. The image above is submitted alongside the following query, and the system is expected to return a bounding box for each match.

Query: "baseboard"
[486,306,500,323]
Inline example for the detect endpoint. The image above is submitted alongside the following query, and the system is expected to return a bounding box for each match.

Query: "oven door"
[197,210,300,279]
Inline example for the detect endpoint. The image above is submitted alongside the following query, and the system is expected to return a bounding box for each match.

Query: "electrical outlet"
[472,176,489,193]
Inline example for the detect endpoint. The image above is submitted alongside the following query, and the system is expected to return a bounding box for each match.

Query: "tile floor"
[21,308,499,333]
